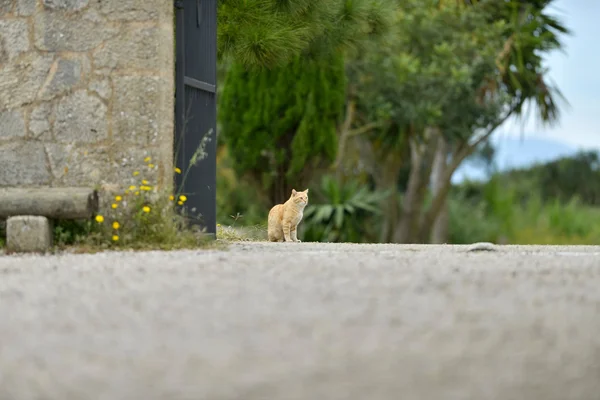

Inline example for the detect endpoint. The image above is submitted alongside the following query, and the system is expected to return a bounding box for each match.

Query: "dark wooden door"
[174,0,217,236]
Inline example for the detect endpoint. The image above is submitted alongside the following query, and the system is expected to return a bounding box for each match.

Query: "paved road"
[0,243,599,400]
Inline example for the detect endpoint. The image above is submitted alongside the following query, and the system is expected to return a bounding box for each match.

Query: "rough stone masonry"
[0,0,175,198]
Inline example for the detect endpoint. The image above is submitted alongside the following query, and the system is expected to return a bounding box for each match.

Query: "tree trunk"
[393,129,439,243]
[378,156,402,243]
[429,136,449,244]
[417,135,480,243]
[393,146,423,243]
[430,199,449,243]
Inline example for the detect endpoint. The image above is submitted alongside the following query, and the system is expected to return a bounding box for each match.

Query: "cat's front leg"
[283,222,293,242]
[291,226,301,242]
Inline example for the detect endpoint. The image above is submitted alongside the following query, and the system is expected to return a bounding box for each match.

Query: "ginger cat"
[267,189,309,242]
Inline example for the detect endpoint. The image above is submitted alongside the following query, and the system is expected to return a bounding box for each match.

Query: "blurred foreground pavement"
[0,243,599,400]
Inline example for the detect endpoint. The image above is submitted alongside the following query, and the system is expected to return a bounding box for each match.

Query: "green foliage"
[449,176,517,243]
[340,0,569,244]
[215,0,572,246]
[49,157,211,252]
[450,153,600,245]
[460,151,600,207]
[54,220,93,246]
[216,147,266,227]
[302,175,390,242]
[505,151,600,206]
[348,0,507,144]
[478,0,570,122]
[218,0,394,68]
[219,54,346,204]
[218,0,395,206]
[450,192,600,245]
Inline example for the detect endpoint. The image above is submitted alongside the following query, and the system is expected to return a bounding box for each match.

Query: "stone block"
[0,19,30,62]
[29,102,55,139]
[0,108,26,139]
[34,9,118,52]
[37,55,90,101]
[0,142,51,186]
[45,143,112,185]
[0,0,13,17]
[16,0,36,16]
[89,77,111,100]
[98,0,158,21]
[42,0,89,11]
[0,53,54,109]
[6,216,53,253]
[112,75,161,146]
[93,26,163,71]
[55,90,108,143]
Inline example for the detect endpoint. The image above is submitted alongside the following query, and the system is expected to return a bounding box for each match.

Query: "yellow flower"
[142,179,148,185]
[142,206,151,213]
[112,221,120,230]
[169,195,174,201]
[129,185,136,191]
[177,200,184,206]
[95,215,104,223]
[174,167,182,174]
[134,191,140,196]
[112,235,119,242]
[133,171,140,176]
[217,224,221,227]
[139,185,152,191]
[144,156,151,163]
[179,195,187,202]
[148,163,154,168]
[115,195,122,202]
[111,203,118,209]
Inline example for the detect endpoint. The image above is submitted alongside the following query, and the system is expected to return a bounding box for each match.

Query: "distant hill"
[453,136,577,183]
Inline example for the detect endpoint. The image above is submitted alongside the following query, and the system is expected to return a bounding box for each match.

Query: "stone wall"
[0,0,174,195]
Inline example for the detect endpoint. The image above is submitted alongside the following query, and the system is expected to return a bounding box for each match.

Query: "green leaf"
[334,206,345,228]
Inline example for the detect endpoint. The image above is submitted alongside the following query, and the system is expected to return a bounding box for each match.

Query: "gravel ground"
[0,242,599,400]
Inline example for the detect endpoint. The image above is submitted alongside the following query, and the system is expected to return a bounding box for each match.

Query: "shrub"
[53,157,209,251]
[449,182,600,245]
[302,175,390,243]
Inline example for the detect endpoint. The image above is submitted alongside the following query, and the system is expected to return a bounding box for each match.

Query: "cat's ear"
[292,189,297,196]
[304,189,309,194]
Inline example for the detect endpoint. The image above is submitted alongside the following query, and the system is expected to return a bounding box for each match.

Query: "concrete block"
[6,216,53,253]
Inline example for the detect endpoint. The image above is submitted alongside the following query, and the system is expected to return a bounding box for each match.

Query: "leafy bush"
[302,175,390,242]
[88,157,207,249]
[450,178,600,245]
[51,157,209,251]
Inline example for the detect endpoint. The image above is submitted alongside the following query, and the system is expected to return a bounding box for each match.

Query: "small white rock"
[467,242,497,252]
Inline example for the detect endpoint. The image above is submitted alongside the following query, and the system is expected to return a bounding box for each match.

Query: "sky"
[494,0,600,151]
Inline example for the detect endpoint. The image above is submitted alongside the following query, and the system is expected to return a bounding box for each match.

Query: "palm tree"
[419,0,570,244]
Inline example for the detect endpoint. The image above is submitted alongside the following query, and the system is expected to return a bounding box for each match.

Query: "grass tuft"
[49,156,216,253]
[217,223,267,242]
